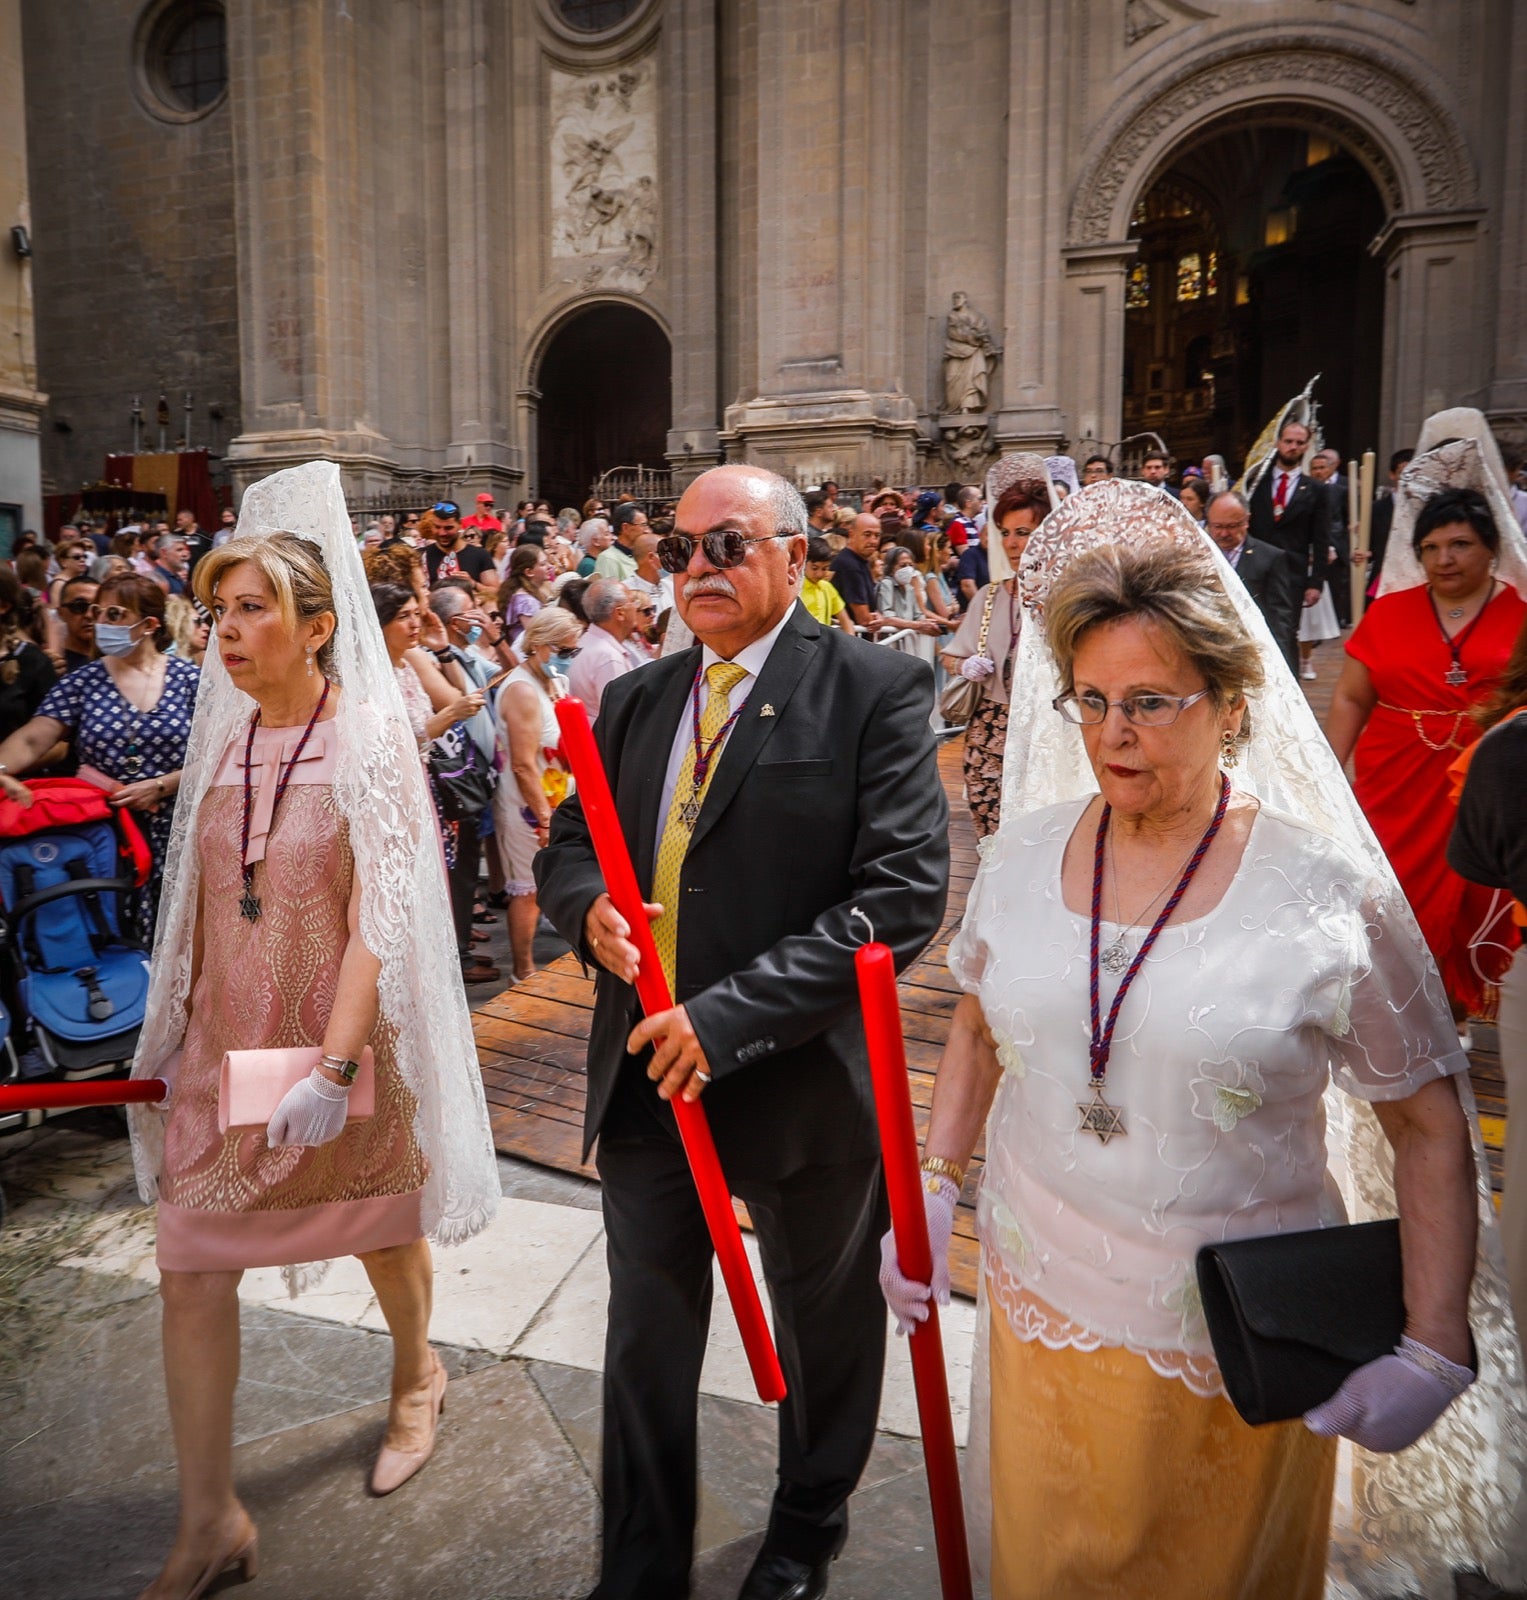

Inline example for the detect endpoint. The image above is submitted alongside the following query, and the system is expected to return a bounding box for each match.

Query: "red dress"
[1347,583,1527,1013]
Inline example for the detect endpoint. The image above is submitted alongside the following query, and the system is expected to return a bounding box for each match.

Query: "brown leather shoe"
[460,959,501,984]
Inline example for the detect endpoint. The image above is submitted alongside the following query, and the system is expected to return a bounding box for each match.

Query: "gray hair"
[1205,489,1249,519]
[577,516,611,552]
[428,585,471,623]
[584,578,630,625]
[763,472,809,537]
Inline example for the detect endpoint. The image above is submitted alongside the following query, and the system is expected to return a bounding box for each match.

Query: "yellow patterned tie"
[651,661,750,992]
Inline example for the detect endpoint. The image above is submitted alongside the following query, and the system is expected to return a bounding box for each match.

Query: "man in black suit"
[536,464,949,1600]
[1247,418,1334,670]
[1207,489,1296,646]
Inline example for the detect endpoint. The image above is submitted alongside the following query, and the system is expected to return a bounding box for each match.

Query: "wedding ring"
[694,1069,712,1084]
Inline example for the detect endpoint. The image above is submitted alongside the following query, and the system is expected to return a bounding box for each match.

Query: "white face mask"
[893,567,916,587]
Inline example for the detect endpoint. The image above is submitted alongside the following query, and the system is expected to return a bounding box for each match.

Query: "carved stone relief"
[1068,42,1476,245]
[549,60,659,292]
[941,420,995,479]
[1125,1,1169,47]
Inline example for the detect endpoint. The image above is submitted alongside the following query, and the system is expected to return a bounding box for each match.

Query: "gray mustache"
[683,575,737,599]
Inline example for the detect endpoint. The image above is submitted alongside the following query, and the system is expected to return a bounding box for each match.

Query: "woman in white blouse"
[884,493,1524,1598]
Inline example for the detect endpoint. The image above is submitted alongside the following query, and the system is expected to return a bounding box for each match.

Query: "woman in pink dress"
[128,465,499,1600]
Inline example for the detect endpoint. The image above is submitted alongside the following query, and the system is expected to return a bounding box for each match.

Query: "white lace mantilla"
[956,477,1527,1598]
[128,462,500,1277]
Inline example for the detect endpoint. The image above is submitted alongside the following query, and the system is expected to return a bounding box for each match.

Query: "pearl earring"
[306,648,314,678]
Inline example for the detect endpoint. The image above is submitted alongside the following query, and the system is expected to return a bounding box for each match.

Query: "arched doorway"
[535,303,672,509]
[1122,126,1386,465]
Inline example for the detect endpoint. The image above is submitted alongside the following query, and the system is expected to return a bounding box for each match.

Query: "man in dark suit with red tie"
[536,464,949,1600]
[1247,418,1335,671]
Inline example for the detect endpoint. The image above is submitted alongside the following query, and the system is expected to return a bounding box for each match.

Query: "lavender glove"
[266,1068,351,1149]
[1304,1336,1475,1452]
[878,1176,958,1337]
[959,654,995,682]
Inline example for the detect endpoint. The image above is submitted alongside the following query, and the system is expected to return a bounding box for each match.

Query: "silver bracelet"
[1397,1334,1475,1396]
[319,1053,360,1087]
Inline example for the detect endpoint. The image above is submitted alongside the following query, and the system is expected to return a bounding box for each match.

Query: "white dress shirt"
[566,622,635,720]
[655,603,799,856]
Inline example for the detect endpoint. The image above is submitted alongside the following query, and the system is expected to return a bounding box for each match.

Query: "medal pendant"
[239,886,262,922]
[677,794,702,829]
[1445,663,1468,687]
[1100,937,1131,975]
[1077,1086,1125,1144]
[121,754,143,775]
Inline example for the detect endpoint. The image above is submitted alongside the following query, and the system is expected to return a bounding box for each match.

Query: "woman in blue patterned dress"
[0,573,198,941]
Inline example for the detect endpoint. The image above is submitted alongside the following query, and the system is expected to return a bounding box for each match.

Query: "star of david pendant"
[239,887,262,922]
[1100,937,1131,975]
[677,794,702,828]
[1077,1087,1125,1144]
[1445,663,1468,687]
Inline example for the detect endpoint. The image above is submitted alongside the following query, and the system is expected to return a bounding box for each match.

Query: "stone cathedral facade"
[14,0,1527,511]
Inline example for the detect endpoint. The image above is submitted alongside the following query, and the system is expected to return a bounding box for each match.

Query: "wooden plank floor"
[477,660,1509,1294]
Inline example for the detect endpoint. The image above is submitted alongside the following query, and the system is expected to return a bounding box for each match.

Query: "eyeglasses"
[88,605,142,625]
[1053,688,1212,726]
[656,530,786,574]
[60,597,95,615]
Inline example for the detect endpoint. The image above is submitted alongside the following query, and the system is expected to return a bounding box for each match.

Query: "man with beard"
[1247,418,1334,671]
[536,464,948,1600]
[422,501,499,595]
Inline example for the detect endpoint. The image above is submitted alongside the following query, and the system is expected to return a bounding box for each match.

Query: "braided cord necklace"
[1081,773,1231,1143]
[239,679,331,922]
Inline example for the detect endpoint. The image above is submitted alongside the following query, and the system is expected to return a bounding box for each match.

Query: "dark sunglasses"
[655,530,785,575]
[60,597,94,615]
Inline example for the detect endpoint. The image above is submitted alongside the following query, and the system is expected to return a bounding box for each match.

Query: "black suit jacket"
[1248,468,1334,593]
[535,603,950,1180]
[1228,536,1296,647]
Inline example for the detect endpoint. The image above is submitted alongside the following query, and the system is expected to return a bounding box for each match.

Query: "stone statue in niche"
[551,62,659,291]
[942,291,1001,414]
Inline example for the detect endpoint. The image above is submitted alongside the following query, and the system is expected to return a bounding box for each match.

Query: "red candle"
[856,939,973,1600]
[0,1077,168,1115]
[554,697,787,1405]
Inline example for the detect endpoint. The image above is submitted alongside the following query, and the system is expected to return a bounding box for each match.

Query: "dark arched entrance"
[1123,128,1386,465]
[535,304,672,509]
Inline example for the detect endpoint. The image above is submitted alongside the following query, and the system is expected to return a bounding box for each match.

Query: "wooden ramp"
[474,735,990,1295]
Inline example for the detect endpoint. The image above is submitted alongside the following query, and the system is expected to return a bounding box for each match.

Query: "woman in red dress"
[1329,482,1527,1015]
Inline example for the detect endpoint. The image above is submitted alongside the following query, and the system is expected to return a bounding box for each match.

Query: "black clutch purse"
[1195,1219,1405,1427]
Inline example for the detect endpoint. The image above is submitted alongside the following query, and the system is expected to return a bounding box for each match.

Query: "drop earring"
[1220,729,1239,769]
[306,648,314,678]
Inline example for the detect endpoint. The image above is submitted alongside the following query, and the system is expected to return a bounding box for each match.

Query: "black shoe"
[737,1549,834,1600]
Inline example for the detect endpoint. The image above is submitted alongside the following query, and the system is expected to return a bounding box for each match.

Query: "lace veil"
[959,477,1527,1597]
[1377,407,1527,600]
[983,451,1058,586]
[1234,373,1320,500]
[128,461,500,1262]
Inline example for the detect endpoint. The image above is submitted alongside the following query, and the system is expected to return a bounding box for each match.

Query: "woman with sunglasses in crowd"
[0,574,199,941]
[0,566,58,744]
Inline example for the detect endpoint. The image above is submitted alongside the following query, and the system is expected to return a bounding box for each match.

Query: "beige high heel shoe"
[137,1524,258,1600]
[369,1358,447,1496]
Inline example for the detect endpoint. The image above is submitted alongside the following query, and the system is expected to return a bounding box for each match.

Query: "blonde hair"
[1044,541,1264,746]
[162,594,204,658]
[520,605,583,654]
[193,531,338,676]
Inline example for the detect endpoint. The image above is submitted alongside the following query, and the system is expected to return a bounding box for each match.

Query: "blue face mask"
[465,624,483,646]
[94,621,142,657]
[550,653,575,677]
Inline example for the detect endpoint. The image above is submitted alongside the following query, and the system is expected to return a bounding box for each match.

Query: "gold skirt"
[988,1292,1336,1600]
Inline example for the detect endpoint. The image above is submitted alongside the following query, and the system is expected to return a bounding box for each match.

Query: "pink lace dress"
[155,719,428,1272]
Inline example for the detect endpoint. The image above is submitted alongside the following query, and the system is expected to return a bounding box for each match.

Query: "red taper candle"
[554,697,787,1405]
[0,1077,168,1115]
[856,938,973,1600]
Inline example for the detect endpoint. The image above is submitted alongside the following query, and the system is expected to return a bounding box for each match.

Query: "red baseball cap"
[476,492,494,504]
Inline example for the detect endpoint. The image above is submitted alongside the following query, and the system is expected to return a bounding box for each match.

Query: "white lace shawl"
[1377,407,1527,600]
[956,477,1527,1598]
[127,461,500,1272]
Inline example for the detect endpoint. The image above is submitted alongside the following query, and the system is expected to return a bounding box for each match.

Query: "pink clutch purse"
[217,1046,377,1133]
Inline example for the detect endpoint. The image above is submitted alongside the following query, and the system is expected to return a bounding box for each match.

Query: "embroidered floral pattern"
[1189,1057,1266,1132]
[993,1030,1025,1079]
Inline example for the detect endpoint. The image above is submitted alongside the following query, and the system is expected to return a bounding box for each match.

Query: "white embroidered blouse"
[949,795,1468,1395]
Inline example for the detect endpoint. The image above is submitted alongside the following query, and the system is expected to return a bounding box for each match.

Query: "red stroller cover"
[0,779,153,887]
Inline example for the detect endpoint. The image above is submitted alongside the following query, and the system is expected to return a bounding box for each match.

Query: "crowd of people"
[11,409,1527,1600]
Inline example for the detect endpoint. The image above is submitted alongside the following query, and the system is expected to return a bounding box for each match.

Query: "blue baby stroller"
[0,778,153,1137]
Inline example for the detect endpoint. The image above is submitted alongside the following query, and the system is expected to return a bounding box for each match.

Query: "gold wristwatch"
[920,1155,965,1194]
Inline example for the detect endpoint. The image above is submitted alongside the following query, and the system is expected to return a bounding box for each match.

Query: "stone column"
[224,0,394,494]
[0,0,43,531]
[992,0,1068,455]
[664,0,721,485]
[1058,243,1137,460]
[1372,210,1487,454]
[722,0,917,485]
[1485,12,1527,438]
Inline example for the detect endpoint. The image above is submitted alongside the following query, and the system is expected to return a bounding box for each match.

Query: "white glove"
[959,654,995,682]
[1304,1336,1475,1453]
[878,1176,957,1337]
[266,1067,352,1148]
